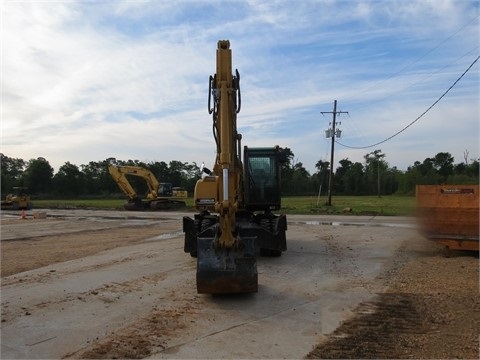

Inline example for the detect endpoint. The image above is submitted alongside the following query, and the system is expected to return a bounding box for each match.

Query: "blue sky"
[2,0,479,174]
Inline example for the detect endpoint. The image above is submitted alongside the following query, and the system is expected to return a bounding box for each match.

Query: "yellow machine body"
[1,187,32,210]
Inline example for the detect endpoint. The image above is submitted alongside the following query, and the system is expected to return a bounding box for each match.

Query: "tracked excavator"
[108,165,186,211]
[183,40,287,294]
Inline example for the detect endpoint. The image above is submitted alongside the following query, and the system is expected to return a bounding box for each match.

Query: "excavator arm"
[211,40,242,248]
[108,165,140,201]
[108,165,160,200]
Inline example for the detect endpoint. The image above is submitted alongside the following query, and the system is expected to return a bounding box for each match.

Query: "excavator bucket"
[196,234,258,294]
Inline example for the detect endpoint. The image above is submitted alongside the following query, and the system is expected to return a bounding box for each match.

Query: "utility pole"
[322,100,348,206]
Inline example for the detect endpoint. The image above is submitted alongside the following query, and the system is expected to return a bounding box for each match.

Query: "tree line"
[1,149,478,199]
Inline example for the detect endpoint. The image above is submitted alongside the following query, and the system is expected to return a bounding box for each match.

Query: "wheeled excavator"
[183,40,287,294]
[108,165,186,211]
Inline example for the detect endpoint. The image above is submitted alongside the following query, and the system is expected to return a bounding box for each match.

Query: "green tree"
[448,159,479,184]
[148,161,169,183]
[167,160,189,188]
[280,148,295,195]
[342,161,365,195]
[1,154,26,194]
[81,158,118,195]
[54,162,85,196]
[465,160,479,179]
[314,159,329,196]
[384,166,401,195]
[432,152,454,182]
[417,157,440,184]
[182,162,202,193]
[291,162,311,195]
[23,157,54,194]
[364,150,387,196]
[396,171,412,195]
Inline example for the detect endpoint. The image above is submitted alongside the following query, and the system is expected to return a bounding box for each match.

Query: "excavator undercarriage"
[183,40,287,294]
[124,197,186,211]
[184,209,287,293]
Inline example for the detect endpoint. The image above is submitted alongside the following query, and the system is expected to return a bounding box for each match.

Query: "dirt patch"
[307,293,424,358]
[64,296,199,359]
[306,249,479,359]
[1,224,177,277]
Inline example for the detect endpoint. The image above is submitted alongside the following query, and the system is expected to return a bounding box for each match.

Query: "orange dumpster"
[416,185,479,252]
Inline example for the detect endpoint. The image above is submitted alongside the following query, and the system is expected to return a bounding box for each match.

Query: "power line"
[337,55,479,150]
[348,45,479,112]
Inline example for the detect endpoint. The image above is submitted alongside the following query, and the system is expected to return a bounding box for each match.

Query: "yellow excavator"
[1,187,33,210]
[108,165,186,211]
[183,40,287,294]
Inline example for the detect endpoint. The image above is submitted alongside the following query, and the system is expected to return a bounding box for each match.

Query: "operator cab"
[244,146,286,211]
[158,183,173,197]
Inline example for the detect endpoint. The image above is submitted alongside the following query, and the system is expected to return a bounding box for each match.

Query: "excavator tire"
[258,216,283,257]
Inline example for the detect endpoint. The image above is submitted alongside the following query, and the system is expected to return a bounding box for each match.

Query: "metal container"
[416,185,479,252]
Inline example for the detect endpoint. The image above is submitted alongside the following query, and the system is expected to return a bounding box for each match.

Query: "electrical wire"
[336,16,479,148]
[348,45,479,112]
[337,55,479,150]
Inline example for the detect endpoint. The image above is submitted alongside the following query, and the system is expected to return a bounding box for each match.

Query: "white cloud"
[1,0,478,174]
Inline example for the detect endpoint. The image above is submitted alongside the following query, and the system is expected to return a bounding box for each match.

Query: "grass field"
[282,195,416,216]
[33,195,416,216]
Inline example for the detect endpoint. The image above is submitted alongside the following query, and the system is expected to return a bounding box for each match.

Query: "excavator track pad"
[196,234,258,294]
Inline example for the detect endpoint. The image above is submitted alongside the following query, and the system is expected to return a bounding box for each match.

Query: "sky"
[2,0,479,174]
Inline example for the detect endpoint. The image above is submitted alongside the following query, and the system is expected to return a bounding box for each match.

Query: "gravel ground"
[306,240,479,359]
[1,210,478,359]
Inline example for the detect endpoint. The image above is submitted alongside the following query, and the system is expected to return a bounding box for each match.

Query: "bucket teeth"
[196,235,258,294]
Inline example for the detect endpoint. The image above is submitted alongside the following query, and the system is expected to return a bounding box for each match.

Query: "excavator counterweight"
[183,40,287,294]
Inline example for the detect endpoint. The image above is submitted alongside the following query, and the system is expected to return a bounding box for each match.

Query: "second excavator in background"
[108,165,186,211]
